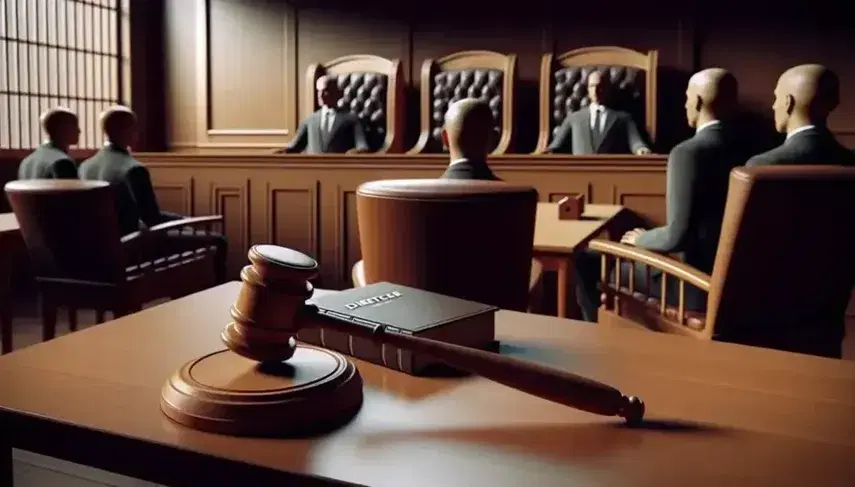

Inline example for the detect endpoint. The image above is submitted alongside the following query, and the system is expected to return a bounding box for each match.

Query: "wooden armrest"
[121,216,223,244]
[148,215,223,233]
[588,239,711,291]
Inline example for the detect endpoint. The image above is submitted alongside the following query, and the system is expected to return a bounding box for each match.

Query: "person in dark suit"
[79,106,229,283]
[276,75,370,154]
[575,68,747,322]
[438,99,501,181]
[17,107,81,180]
[546,71,651,155]
[747,64,855,167]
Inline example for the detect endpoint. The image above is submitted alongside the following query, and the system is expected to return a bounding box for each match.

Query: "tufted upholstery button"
[431,68,504,148]
[550,65,643,140]
[329,71,388,150]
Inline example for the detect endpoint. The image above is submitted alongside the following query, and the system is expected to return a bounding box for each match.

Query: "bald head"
[772,64,839,133]
[100,105,137,148]
[685,68,738,129]
[40,107,80,148]
[441,98,495,161]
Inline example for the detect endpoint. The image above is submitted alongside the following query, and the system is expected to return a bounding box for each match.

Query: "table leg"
[555,258,568,319]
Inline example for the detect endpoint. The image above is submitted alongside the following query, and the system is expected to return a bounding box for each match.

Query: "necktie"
[323,110,333,134]
[592,108,602,136]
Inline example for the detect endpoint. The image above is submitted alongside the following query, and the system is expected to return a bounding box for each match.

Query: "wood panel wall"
[138,153,666,287]
[162,0,855,153]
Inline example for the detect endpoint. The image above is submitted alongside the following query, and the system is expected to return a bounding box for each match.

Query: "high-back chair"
[591,166,855,358]
[351,179,540,312]
[305,54,406,153]
[535,46,658,153]
[5,179,221,341]
[408,51,517,155]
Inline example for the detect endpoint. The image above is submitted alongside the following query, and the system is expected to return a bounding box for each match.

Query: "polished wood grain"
[2,282,854,486]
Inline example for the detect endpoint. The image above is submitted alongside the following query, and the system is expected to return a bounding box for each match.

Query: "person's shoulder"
[746,143,788,166]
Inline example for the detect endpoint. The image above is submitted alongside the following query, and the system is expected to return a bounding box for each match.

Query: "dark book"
[297,282,497,375]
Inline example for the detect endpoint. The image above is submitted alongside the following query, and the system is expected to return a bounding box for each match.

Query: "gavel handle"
[310,311,644,423]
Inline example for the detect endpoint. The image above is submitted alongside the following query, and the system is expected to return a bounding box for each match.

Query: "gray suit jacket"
[285,109,369,154]
[18,143,78,180]
[746,127,855,167]
[548,107,647,155]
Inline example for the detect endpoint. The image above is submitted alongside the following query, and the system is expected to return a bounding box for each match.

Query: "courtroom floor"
[5,296,855,360]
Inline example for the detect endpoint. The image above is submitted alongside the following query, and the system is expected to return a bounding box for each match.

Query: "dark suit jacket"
[548,107,647,155]
[17,143,78,180]
[746,126,855,167]
[634,123,748,308]
[440,159,501,181]
[284,109,369,154]
[78,145,175,236]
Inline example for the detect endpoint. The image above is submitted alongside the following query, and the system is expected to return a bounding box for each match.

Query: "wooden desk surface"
[2,282,855,486]
[534,203,623,254]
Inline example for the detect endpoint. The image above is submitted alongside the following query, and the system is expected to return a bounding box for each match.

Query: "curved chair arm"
[588,240,710,291]
[121,216,224,269]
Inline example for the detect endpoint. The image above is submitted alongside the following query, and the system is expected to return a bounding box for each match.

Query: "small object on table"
[161,245,645,437]
[557,195,585,220]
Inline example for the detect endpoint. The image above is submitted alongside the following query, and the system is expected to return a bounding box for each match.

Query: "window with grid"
[0,0,130,149]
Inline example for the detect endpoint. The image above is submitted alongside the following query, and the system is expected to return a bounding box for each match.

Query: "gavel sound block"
[161,245,645,437]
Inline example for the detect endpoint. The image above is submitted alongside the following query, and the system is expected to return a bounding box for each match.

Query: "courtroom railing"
[136,153,667,288]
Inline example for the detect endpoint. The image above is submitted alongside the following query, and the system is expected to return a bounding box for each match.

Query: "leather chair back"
[707,166,855,354]
[356,179,538,311]
[5,179,126,284]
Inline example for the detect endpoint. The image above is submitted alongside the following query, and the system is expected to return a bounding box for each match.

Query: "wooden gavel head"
[222,244,321,363]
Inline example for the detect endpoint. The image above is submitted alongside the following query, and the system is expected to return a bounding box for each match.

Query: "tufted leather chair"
[590,166,855,359]
[535,47,658,153]
[410,51,517,155]
[350,179,542,313]
[305,55,406,153]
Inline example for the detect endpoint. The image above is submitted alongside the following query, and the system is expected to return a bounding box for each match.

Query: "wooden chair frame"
[534,46,658,154]
[305,54,406,153]
[409,50,517,155]
[589,240,713,339]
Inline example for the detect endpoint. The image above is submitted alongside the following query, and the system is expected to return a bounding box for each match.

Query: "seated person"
[79,106,229,283]
[276,75,370,154]
[575,68,747,321]
[440,99,501,181]
[18,107,81,180]
[546,70,651,155]
[747,64,855,166]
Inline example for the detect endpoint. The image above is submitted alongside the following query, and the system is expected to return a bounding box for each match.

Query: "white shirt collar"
[696,120,721,134]
[787,125,815,139]
[589,103,604,112]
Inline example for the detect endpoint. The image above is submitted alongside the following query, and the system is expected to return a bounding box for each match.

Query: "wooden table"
[0,213,21,354]
[534,203,624,318]
[3,282,854,486]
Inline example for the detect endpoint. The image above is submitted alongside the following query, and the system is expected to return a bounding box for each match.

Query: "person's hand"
[635,147,652,155]
[346,147,369,154]
[621,228,647,246]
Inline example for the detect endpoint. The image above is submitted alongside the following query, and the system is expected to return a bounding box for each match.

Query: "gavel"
[223,244,645,425]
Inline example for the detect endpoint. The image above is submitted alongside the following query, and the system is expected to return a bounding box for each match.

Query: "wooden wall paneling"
[205,174,251,278]
[152,178,195,216]
[191,0,297,149]
[259,174,321,268]
[140,154,667,287]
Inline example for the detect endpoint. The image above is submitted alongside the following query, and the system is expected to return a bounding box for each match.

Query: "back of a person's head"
[40,107,77,141]
[443,98,494,159]
[100,105,137,142]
